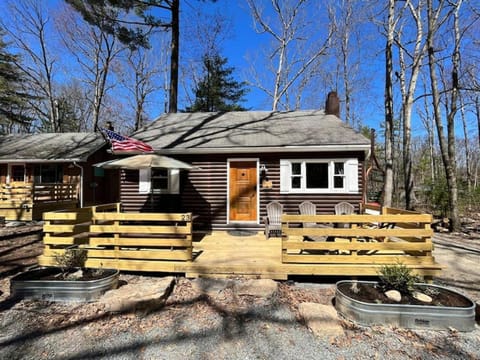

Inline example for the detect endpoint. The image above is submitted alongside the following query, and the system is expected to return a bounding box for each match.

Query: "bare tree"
[56,4,125,131]
[394,0,430,209]
[327,0,371,127]
[119,46,164,130]
[247,0,332,111]
[1,0,60,132]
[426,0,461,230]
[382,0,397,207]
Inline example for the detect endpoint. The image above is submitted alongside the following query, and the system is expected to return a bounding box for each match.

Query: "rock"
[298,302,344,338]
[385,289,402,302]
[66,269,83,280]
[99,276,175,313]
[235,279,278,298]
[413,291,433,303]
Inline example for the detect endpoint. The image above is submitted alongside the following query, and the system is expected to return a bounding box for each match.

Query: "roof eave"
[0,158,87,164]
[149,144,371,155]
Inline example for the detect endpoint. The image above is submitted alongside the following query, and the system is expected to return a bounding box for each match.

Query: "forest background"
[0,0,479,230]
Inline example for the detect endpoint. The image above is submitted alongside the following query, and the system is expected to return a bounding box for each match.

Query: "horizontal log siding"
[180,159,227,230]
[258,152,365,221]
[120,170,183,213]
[119,152,365,230]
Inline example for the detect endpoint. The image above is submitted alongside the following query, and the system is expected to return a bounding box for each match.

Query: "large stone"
[298,302,344,338]
[99,276,175,313]
[235,279,278,298]
[385,289,402,302]
[413,291,433,303]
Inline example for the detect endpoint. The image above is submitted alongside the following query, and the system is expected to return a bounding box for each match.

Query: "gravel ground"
[1,227,479,360]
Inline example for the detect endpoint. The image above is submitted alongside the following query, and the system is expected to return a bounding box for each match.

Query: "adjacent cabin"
[0,133,118,221]
[121,107,371,230]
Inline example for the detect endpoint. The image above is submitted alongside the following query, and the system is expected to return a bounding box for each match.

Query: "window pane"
[41,165,57,183]
[151,168,169,190]
[334,162,344,175]
[291,176,301,189]
[11,166,25,182]
[306,163,328,188]
[152,178,168,190]
[334,176,344,188]
[291,163,301,175]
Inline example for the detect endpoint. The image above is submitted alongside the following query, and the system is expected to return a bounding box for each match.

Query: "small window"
[10,165,25,182]
[151,168,169,191]
[333,162,345,189]
[291,162,302,189]
[138,168,180,194]
[34,164,63,184]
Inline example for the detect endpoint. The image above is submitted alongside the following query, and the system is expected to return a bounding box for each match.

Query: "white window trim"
[280,158,358,194]
[138,168,180,194]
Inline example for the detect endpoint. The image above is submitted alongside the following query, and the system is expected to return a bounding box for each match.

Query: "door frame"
[226,158,259,224]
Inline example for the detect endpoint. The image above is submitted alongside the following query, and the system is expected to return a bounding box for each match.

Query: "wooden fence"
[0,182,78,221]
[281,207,439,275]
[38,203,194,271]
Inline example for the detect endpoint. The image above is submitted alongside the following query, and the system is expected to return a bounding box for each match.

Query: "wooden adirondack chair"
[335,201,355,215]
[334,201,355,229]
[299,200,327,242]
[263,201,283,239]
[299,201,317,229]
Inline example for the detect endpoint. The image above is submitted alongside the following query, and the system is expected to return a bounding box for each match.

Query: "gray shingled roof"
[133,110,370,154]
[0,133,106,163]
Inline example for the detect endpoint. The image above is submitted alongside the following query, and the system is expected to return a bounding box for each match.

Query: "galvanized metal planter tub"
[10,267,119,302]
[335,280,476,332]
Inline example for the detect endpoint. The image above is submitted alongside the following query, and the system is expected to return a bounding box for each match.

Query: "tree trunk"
[168,0,179,113]
[383,0,395,207]
[426,0,460,231]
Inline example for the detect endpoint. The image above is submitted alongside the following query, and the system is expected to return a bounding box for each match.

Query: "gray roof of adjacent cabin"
[0,133,106,163]
[133,110,370,154]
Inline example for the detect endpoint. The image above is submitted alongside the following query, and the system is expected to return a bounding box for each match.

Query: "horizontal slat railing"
[39,203,121,264]
[33,183,78,201]
[39,203,193,270]
[281,213,438,271]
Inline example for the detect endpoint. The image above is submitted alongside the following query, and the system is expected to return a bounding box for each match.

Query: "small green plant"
[54,247,87,278]
[378,263,420,295]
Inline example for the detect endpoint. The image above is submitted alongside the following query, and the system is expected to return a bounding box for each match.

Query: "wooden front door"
[229,161,257,221]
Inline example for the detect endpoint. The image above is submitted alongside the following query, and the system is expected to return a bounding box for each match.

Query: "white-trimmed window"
[138,168,180,194]
[280,159,358,193]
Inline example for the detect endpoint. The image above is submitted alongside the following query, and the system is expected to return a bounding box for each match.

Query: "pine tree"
[187,54,248,112]
[0,29,32,129]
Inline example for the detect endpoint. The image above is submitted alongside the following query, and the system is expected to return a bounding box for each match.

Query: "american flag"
[102,129,153,153]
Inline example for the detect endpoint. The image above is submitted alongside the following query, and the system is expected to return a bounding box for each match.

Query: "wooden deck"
[184,231,441,280]
[37,204,443,280]
[184,232,286,279]
[39,230,442,280]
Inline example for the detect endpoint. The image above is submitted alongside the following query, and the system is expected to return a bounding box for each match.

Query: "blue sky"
[5,0,475,139]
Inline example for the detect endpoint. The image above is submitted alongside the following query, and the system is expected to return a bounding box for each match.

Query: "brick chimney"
[325,91,340,117]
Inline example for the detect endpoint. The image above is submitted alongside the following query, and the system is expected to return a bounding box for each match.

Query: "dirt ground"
[0,223,480,359]
[1,223,480,305]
